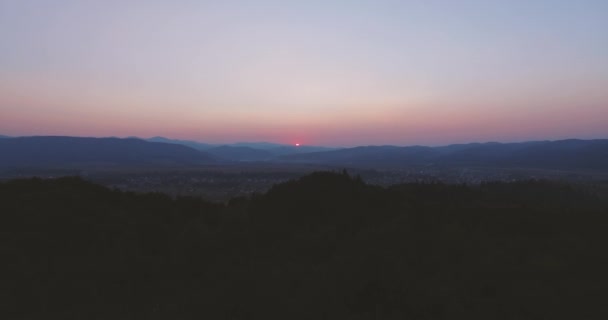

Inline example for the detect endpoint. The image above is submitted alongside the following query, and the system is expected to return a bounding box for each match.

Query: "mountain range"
[279,139,608,170]
[1,135,607,171]
[145,137,335,157]
[0,136,214,168]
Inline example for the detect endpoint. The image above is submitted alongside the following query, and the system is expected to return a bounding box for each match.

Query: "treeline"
[1,172,607,319]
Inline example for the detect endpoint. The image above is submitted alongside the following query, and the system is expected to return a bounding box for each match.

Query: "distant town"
[3,164,606,201]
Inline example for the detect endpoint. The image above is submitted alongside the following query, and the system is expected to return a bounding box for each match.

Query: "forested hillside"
[2,173,607,319]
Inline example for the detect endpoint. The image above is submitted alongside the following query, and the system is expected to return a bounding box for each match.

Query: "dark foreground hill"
[1,172,607,319]
[0,136,215,168]
[281,139,608,171]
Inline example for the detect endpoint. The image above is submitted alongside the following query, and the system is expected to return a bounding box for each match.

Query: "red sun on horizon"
[295,143,300,147]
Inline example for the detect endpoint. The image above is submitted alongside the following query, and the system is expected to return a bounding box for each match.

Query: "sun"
[295,143,300,147]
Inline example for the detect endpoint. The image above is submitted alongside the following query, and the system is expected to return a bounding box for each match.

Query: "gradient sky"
[1,0,607,146]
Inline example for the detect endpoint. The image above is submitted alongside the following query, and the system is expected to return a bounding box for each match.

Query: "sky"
[1,0,607,146]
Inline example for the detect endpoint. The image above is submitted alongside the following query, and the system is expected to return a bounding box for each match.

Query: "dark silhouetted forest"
[2,172,607,319]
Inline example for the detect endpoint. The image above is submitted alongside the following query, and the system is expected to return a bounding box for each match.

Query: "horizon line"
[2,134,607,149]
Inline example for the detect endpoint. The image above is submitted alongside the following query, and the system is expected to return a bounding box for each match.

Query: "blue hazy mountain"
[230,142,287,149]
[3,136,607,171]
[148,137,337,157]
[279,145,438,167]
[146,136,217,150]
[280,139,608,171]
[204,145,337,161]
[0,136,215,168]
[206,145,275,162]
[267,145,338,156]
[217,141,336,154]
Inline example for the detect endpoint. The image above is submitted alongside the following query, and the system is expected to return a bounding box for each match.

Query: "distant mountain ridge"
[230,142,287,149]
[146,136,216,150]
[1,135,607,171]
[0,136,215,168]
[0,135,337,166]
[145,137,337,158]
[280,139,608,171]
[206,145,274,162]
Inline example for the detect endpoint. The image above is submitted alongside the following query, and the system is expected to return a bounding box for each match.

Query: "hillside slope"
[0,136,215,168]
[2,172,607,318]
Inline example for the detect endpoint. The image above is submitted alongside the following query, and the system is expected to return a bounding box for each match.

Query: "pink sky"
[1,1,607,146]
